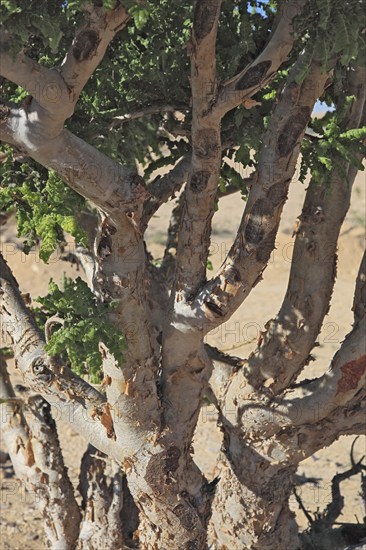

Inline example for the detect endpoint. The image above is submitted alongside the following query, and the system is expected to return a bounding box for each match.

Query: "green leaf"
[339,127,366,141]
[34,277,127,383]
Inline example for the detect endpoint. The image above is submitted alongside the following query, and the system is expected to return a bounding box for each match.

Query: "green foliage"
[34,277,127,383]
[0,0,277,213]
[206,260,214,271]
[0,153,87,262]
[300,90,366,185]
[0,0,364,251]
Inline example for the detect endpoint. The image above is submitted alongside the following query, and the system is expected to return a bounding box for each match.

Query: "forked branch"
[190,56,330,333]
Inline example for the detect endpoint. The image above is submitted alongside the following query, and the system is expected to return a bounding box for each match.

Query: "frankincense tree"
[0,0,365,548]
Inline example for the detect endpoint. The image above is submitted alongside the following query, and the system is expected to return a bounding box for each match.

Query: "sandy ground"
[0,162,365,548]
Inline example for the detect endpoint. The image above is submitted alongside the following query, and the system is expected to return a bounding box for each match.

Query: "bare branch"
[0,31,69,126]
[233,316,366,440]
[0,5,129,135]
[111,104,187,128]
[0,355,82,547]
[285,392,366,466]
[215,0,308,115]
[246,64,366,392]
[0,104,149,216]
[60,3,130,118]
[142,155,191,227]
[189,57,330,333]
[171,0,223,299]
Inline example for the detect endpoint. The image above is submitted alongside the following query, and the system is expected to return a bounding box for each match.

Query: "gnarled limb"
[246,64,366,393]
[0,102,160,444]
[0,4,129,133]
[0,354,82,549]
[222,241,366,441]
[229,315,366,439]
[158,56,329,529]
[189,57,330,334]
[172,0,222,299]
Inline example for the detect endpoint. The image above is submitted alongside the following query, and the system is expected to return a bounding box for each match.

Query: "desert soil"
[0,159,365,548]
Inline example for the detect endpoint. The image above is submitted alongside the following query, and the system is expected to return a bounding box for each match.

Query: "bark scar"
[99,403,116,439]
[336,355,366,395]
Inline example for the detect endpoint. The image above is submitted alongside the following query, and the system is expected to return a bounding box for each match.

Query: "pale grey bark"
[0,354,81,549]
[172,0,223,300]
[0,253,123,461]
[246,64,366,393]
[0,0,364,548]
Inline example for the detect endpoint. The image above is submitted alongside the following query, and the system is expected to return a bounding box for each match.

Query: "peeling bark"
[246,64,366,393]
[0,254,123,461]
[78,445,138,550]
[0,354,81,549]
[0,2,364,548]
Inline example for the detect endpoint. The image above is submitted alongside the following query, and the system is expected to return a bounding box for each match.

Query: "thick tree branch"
[0,102,161,458]
[0,354,82,548]
[159,55,328,481]
[189,57,330,334]
[215,0,307,115]
[0,4,129,133]
[172,0,223,299]
[231,314,366,441]
[0,31,69,127]
[0,105,148,216]
[299,395,366,460]
[154,2,224,473]
[60,3,130,118]
[246,65,366,392]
